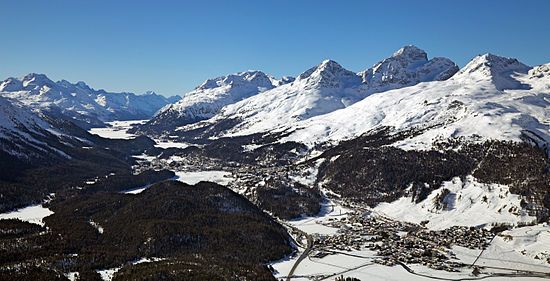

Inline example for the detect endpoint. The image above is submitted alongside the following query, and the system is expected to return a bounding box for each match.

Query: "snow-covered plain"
[153,140,190,149]
[0,204,53,226]
[272,199,550,281]
[89,120,147,139]
[174,170,233,186]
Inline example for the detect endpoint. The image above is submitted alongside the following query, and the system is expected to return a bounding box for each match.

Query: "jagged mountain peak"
[143,90,160,96]
[0,77,23,92]
[56,79,92,91]
[455,54,531,90]
[20,73,56,89]
[74,81,92,90]
[459,53,530,76]
[296,59,361,88]
[196,70,274,91]
[21,72,51,82]
[297,60,345,79]
[1,73,59,92]
[138,70,282,134]
[360,45,459,93]
[392,45,428,61]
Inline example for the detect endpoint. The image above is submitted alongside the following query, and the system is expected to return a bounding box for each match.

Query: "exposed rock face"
[360,45,459,92]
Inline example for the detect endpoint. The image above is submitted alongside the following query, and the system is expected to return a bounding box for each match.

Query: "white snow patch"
[123,183,154,195]
[175,170,233,186]
[289,197,351,236]
[89,220,104,234]
[0,204,54,226]
[97,267,121,281]
[153,140,190,149]
[64,272,79,281]
[132,257,165,265]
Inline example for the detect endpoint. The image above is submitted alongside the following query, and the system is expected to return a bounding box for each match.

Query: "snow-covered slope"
[138,71,287,133]
[375,176,535,230]
[282,54,549,151]
[0,74,180,128]
[0,96,73,160]
[204,60,368,136]
[176,46,458,138]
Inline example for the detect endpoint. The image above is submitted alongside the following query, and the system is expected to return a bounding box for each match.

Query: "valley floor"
[270,198,550,281]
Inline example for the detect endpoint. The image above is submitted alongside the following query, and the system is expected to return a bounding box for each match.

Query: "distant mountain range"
[0,73,180,128]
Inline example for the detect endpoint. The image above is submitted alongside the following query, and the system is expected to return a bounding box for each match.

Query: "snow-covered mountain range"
[279,53,549,152]
[139,48,546,157]
[139,45,460,136]
[0,73,180,128]
[136,71,294,134]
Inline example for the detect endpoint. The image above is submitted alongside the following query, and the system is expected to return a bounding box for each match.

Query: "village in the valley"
[133,150,528,279]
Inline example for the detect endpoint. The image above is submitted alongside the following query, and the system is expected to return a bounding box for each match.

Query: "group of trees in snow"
[0,181,292,281]
[317,130,550,222]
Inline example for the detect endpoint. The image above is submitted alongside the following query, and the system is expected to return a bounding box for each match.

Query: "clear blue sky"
[1,0,549,96]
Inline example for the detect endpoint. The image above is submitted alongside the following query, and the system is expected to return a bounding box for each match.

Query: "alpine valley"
[1,46,549,281]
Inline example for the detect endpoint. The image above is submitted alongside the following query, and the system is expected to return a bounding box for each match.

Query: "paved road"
[285,224,314,281]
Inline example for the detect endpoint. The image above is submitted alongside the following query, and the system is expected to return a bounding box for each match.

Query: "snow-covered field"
[453,224,550,274]
[273,250,525,281]
[288,199,350,236]
[0,204,53,226]
[274,219,550,280]
[154,140,190,149]
[272,195,550,280]
[174,170,233,186]
[89,120,147,139]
